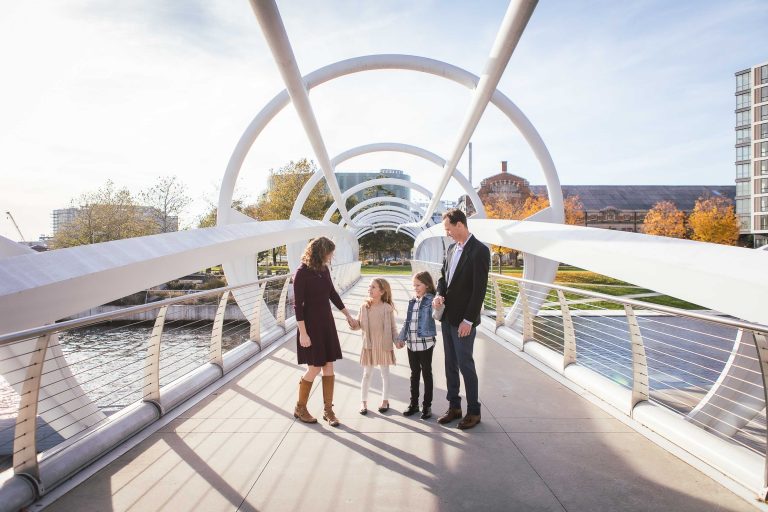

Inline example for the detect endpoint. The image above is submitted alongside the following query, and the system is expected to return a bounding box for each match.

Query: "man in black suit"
[433,209,490,430]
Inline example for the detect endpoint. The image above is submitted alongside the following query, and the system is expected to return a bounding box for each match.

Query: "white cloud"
[0,0,765,241]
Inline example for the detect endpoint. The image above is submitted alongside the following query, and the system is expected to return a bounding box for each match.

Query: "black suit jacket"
[436,234,491,328]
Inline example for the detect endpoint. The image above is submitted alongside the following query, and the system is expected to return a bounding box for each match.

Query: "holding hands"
[432,295,444,307]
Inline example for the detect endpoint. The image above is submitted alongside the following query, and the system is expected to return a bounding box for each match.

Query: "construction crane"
[5,211,26,241]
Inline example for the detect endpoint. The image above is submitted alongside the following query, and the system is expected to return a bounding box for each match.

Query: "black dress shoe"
[420,407,432,420]
[378,402,390,413]
[403,404,420,416]
[359,407,368,415]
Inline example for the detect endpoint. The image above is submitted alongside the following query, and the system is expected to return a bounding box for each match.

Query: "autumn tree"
[253,159,333,221]
[688,196,740,245]
[358,231,413,261]
[140,175,191,232]
[642,201,686,238]
[485,199,521,270]
[564,195,585,225]
[197,199,258,228]
[52,180,157,248]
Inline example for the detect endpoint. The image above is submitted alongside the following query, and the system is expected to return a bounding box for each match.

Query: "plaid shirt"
[406,297,436,352]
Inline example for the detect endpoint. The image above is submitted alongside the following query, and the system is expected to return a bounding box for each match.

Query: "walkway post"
[13,334,51,488]
[624,305,649,412]
[143,306,168,408]
[557,291,577,370]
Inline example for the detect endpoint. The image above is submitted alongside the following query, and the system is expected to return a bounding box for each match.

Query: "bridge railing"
[411,259,768,500]
[0,264,358,509]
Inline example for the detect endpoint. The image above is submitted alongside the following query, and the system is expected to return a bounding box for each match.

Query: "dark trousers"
[442,321,480,415]
[407,345,434,407]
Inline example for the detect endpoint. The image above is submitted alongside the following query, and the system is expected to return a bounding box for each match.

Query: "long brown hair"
[414,271,436,294]
[365,278,395,310]
[301,237,335,271]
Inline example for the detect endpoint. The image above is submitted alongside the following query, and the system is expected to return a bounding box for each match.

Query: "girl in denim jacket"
[397,271,437,419]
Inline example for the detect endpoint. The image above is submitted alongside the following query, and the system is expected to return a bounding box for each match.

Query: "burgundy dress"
[293,263,345,366]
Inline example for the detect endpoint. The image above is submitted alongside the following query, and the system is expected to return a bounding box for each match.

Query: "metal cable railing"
[411,259,768,463]
[0,260,360,489]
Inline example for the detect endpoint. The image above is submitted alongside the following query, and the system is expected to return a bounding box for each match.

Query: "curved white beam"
[345,206,425,229]
[0,219,348,335]
[323,177,433,222]
[224,55,562,229]
[463,218,768,325]
[356,226,418,240]
[415,0,538,227]
[246,0,355,226]
[350,211,425,234]
[331,197,425,222]
[329,142,485,217]
[292,142,485,224]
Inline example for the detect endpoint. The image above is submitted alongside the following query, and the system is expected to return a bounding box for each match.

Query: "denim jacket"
[398,293,437,340]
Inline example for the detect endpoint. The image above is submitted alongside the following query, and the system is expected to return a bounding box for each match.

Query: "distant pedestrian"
[293,237,357,427]
[397,271,437,420]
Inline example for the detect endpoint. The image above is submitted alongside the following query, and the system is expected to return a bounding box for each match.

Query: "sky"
[0,0,766,241]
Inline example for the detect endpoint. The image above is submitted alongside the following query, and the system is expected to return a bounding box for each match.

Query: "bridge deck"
[47,276,755,511]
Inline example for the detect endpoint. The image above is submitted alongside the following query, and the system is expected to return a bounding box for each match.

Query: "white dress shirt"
[446,234,474,327]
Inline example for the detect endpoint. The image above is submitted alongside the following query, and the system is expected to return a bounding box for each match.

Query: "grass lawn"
[492,266,702,310]
[361,264,412,275]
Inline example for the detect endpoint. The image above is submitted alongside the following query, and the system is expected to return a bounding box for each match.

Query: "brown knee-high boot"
[294,378,317,423]
[322,375,340,427]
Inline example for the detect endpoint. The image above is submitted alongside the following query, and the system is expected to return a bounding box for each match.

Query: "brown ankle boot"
[321,375,340,427]
[294,378,317,423]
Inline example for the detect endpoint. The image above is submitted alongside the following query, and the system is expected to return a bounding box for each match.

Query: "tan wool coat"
[354,301,398,366]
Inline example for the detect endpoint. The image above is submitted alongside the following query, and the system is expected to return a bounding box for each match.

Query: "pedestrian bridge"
[1,0,768,510]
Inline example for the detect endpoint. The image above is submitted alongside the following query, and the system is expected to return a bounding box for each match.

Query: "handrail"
[487,271,768,333]
[0,274,288,347]
[413,259,768,497]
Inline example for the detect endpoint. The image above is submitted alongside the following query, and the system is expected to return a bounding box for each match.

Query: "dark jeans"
[442,321,480,415]
[407,345,434,407]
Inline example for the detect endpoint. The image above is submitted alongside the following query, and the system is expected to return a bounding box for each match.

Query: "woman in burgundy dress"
[293,236,356,427]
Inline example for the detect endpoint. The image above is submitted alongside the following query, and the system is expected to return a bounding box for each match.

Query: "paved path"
[47,276,757,511]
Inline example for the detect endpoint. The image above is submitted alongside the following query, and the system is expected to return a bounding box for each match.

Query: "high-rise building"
[735,61,768,247]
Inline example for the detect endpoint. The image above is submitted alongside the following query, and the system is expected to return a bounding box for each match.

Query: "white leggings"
[360,365,390,402]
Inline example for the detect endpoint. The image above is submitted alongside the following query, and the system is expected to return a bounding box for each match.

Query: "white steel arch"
[344,206,424,227]
[340,197,424,222]
[323,177,433,221]
[220,55,562,229]
[350,211,426,233]
[291,142,486,224]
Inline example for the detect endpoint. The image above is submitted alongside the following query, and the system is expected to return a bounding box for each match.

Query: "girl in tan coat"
[352,278,402,415]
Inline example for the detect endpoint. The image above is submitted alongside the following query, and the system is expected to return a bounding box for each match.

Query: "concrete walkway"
[47,276,757,511]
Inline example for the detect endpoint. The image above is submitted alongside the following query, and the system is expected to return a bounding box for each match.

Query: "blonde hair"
[413,271,436,294]
[365,278,395,310]
[300,237,335,271]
